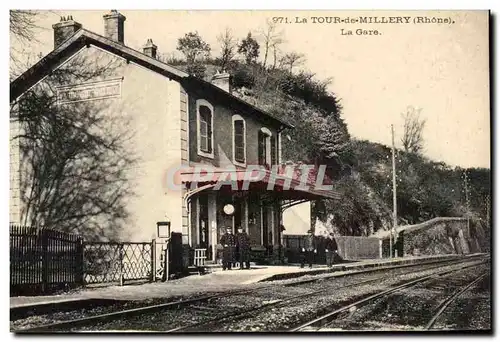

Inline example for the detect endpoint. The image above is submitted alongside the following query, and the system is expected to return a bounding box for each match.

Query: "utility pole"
[486,194,490,229]
[391,124,398,258]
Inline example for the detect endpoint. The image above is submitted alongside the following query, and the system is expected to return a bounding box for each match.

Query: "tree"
[270,36,286,69]
[238,32,260,64]
[279,52,306,72]
[10,10,42,79]
[216,28,237,70]
[11,53,136,240]
[186,62,207,79]
[10,10,39,42]
[176,31,211,64]
[401,106,426,154]
[259,19,284,68]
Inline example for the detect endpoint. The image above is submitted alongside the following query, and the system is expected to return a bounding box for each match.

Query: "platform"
[10,254,477,309]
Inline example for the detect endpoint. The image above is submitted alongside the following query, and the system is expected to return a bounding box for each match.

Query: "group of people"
[218,227,339,270]
[300,229,338,269]
[219,226,251,270]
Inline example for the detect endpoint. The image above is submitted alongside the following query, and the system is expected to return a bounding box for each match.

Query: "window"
[197,100,214,158]
[232,114,246,166]
[258,127,272,167]
[199,106,211,151]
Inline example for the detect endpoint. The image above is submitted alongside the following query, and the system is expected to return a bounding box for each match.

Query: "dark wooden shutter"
[271,135,277,166]
[207,111,213,153]
[199,105,213,153]
[258,131,265,165]
[234,120,245,163]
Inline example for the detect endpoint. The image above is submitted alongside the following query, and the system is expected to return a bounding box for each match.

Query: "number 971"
[272,17,288,24]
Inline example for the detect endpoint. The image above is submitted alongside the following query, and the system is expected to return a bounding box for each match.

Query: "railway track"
[425,273,489,330]
[166,256,488,332]
[291,259,489,332]
[14,255,485,333]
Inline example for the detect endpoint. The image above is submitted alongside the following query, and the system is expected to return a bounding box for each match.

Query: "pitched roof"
[10,28,293,129]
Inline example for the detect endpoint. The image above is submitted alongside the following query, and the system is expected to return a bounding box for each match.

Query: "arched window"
[232,114,246,165]
[196,99,214,158]
[258,127,273,166]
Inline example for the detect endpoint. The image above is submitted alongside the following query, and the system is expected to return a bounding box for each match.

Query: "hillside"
[173,59,491,243]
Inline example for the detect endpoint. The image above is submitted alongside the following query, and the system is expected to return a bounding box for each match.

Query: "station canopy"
[178,164,341,203]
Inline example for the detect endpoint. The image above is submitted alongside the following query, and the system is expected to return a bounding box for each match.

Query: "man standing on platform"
[236,226,251,269]
[301,230,316,269]
[220,226,236,270]
[325,232,338,268]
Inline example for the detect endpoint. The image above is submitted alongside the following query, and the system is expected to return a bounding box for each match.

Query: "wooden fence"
[283,234,383,263]
[10,225,84,296]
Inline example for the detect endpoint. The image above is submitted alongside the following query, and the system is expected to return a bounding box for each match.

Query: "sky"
[10,9,490,169]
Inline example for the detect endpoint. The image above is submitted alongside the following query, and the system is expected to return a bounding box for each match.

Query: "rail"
[15,255,483,333]
[290,258,488,331]
[426,272,488,330]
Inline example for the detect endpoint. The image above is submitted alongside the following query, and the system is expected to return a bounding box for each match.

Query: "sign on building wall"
[57,78,122,104]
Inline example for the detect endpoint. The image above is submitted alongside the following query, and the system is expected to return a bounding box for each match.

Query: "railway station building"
[10,11,339,264]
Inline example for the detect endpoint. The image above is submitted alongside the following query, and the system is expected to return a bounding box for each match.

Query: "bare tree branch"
[279,52,306,72]
[259,19,285,68]
[401,106,426,154]
[10,10,40,42]
[10,11,46,79]
[216,27,237,71]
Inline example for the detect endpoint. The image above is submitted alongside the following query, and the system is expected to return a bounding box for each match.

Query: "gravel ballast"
[45,258,488,332]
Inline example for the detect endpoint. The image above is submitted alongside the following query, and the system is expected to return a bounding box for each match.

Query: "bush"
[231,63,256,88]
[186,63,206,78]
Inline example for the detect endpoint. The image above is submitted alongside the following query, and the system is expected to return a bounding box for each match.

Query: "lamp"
[223,204,235,215]
[157,221,171,238]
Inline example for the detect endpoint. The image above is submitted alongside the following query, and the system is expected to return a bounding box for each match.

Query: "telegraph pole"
[486,194,490,229]
[391,124,398,258]
[464,170,470,235]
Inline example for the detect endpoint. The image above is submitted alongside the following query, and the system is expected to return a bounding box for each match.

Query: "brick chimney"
[52,15,82,49]
[103,10,126,44]
[142,38,157,59]
[211,71,232,93]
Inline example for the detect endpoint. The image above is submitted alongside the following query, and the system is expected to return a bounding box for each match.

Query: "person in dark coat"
[301,230,316,268]
[236,226,251,269]
[220,226,236,270]
[325,232,338,268]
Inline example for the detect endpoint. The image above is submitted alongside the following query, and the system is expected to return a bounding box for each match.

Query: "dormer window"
[232,114,246,166]
[197,99,214,158]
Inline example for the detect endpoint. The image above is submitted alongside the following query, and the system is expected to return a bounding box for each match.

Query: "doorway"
[262,206,269,246]
[198,194,209,249]
[233,197,243,232]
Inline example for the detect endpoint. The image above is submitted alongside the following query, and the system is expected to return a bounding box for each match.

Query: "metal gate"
[83,241,154,284]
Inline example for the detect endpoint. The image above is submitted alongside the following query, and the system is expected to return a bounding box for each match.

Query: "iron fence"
[10,225,84,295]
[10,226,184,294]
[83,241,154,284]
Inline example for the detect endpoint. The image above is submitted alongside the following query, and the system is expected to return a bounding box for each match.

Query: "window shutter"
[199,105,213,154]
[207,118,213,153]
[200,122,208,151]
[271,135,277,166]
[234,120,245,163]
